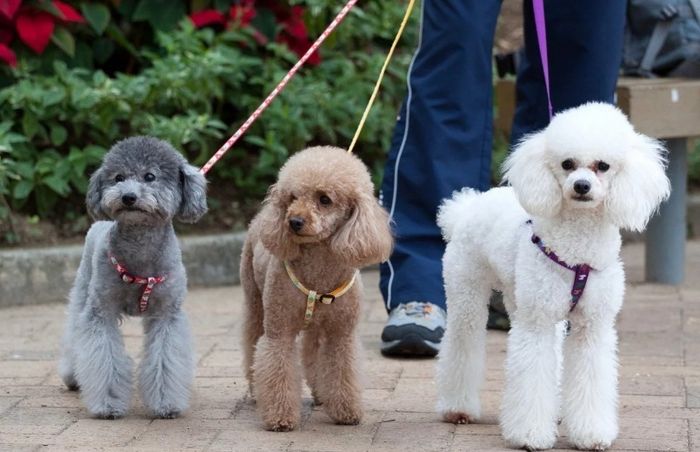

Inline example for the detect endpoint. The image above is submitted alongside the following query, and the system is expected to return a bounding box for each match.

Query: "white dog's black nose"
[289,217,304,232]
[122,193,137,206]
[573,180,591,195]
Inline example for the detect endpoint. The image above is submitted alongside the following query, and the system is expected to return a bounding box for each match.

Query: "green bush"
[0,1,417,244]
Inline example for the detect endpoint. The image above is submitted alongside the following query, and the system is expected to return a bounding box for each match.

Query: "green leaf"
[51,26,76,57]
[213,0,233,12]
[21,113,39,139]
[42,175,70,196]
[12,180,33,199]
[251,8,277,41]
[81,3,111,35]
[105,23,140,58]
[93,38,115,64]
[133,0,186,31]
[50,124,68,146]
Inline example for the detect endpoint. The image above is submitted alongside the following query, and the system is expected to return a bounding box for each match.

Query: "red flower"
[52,0,85,23]
[229,2,255,27]
[277,6,320,65]
[16,9,54,54]
[0,0,21,21]
[189,9,226,28]
[0,42,16,66]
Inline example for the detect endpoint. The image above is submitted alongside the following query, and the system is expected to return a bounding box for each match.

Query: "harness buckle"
[319,294,336,304]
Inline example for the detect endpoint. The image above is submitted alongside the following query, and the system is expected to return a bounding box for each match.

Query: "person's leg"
[379,0,502,356]
[511,0,626,144]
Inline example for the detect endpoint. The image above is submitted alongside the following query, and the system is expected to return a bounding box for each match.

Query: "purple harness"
[528,221,592,312]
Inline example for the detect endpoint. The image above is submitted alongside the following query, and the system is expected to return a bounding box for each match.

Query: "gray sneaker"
[380,301,446,357]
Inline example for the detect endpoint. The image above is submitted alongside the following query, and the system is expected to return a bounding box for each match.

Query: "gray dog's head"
[86,136,208,225]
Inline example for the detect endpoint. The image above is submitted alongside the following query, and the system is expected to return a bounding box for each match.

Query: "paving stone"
[0,241,696,451]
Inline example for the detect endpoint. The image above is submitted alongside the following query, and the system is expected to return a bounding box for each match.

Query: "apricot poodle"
[241,146,393,431]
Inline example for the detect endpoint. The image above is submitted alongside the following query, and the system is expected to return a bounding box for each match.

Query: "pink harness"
[108,252,167,313]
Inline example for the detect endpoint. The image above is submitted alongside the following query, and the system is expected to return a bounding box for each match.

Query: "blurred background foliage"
[0,0,418,245]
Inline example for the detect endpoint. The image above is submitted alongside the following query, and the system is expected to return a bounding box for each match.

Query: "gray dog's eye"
[144,173,156,182]
[115,174,125,183]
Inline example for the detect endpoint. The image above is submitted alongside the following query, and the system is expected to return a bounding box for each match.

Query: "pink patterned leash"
[199,0,359,175]
[533,0,553,120]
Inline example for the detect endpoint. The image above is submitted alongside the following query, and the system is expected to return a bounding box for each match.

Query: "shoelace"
[400,302,434,318]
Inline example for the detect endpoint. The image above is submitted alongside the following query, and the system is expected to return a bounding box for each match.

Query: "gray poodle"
[58,136,207,419]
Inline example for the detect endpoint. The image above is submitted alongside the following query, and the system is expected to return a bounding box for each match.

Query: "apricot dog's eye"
[596,161,610,172]
[561,159,575,171]
[319,195,332,206]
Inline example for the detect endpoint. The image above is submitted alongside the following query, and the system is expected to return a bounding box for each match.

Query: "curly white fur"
[435,103,670,450]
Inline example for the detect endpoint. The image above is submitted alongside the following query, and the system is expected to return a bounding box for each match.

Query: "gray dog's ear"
[177,163,208,223]
[86,167,108,221]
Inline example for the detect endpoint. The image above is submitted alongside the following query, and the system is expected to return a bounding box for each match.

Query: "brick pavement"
[0,241,698,451]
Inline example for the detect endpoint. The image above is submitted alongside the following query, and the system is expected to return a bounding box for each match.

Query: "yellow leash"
[347,0,417,154]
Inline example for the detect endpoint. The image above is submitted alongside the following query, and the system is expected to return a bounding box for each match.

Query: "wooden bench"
[496,78,698,285]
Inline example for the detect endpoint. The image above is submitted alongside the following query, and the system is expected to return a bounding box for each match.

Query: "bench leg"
[645,137,687,284]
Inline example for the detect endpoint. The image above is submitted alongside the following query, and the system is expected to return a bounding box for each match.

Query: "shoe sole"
[381,332,439,357]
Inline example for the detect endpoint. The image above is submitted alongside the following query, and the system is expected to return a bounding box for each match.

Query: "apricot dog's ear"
[331,192,393,268]
[257,184,300,260]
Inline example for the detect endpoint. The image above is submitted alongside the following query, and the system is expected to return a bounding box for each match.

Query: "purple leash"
[533,0,553,120]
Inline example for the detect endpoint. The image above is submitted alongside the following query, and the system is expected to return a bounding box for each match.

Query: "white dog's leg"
[138,309,194,419]
[436,249,490,423]
[74,309,133,418]
[500,320,560,450]
[561,318,618,450]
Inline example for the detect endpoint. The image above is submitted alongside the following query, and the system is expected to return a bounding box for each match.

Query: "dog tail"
[437,188,480,242]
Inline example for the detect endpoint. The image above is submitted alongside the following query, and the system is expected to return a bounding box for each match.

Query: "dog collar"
[283,261,357,329]
[527,221,593,312]
[108,252,167,313]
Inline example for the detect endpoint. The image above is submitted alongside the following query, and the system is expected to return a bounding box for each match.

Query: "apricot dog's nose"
[289,217,305,232]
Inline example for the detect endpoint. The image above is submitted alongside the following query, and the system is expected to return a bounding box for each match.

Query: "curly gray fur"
[58,136,207,419]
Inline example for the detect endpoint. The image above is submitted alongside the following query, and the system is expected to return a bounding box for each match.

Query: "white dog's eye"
[561,159,575,171]
[115,174,125,183]
[144,172,156,182]
[596,161,610,172]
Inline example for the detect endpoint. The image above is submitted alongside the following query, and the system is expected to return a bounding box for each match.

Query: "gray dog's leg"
[138,309,194,418]
[74,309,133,418]
[58,235,96,391]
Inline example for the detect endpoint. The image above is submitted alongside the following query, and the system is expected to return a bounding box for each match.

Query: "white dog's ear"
[605,134,671,232]
[503,131,561,218]
[177,163,208,223]
[86,167,108,221]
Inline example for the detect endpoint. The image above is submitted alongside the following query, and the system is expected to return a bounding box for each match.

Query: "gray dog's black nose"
[122,193,137,206]
[289,217,304,232]
[573,180,591,195]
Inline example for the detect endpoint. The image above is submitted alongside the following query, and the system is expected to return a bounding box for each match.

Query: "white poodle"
[435,103,670,450]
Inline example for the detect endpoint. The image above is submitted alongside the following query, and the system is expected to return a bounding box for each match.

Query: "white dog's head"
[503,102,671,232]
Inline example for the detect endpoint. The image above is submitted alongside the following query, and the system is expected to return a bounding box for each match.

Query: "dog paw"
[266,419,297,432]
[570,438,613,451]
[95,409,126,420]
[442,410,470,424]
[504,432,556,451]
[332,412,362,425]
[156,410,181,419]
